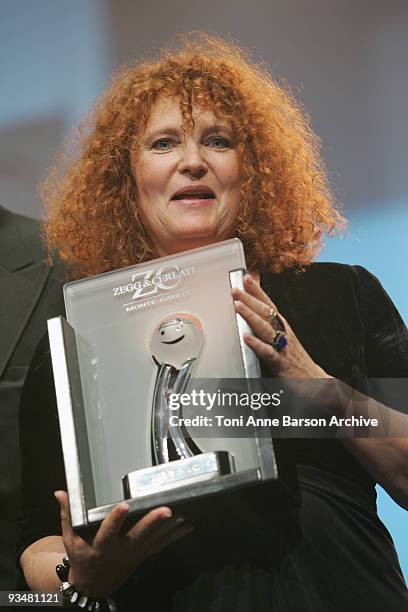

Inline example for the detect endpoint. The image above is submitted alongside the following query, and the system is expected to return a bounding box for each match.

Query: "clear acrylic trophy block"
[48,239,298,533]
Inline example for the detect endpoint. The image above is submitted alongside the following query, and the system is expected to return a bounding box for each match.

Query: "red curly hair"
[43,33,345,278]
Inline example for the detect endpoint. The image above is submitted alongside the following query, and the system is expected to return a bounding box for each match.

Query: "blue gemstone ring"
[271,330,287,352]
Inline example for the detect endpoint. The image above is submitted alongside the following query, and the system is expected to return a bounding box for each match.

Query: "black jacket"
[0,206,64,590]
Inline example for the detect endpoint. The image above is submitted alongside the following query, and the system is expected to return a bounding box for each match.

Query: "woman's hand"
[55,491,192,598]
[231,274,329,379]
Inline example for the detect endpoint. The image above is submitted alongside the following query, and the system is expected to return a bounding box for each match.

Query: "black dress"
[17,263,408,611]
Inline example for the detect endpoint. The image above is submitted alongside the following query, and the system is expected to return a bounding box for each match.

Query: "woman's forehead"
[144,96,231,132]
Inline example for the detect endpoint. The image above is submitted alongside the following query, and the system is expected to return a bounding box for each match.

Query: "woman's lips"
[170,196,215,207]
[171,186,215,206]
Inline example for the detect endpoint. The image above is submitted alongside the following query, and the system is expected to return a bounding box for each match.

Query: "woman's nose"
[178,141,208,177]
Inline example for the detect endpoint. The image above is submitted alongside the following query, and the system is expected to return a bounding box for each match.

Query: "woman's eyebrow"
[143,127,181,140]
[201,123,232,135]
[141,123,233,143]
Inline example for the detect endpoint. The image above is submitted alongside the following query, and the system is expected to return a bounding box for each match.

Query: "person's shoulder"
[262,262,376,312]
[295,261,364,279]
[0,205,45,266]
[299,262,383,294]
[266,261,366,288]
[0,204,67,303]
[0,205,40,235]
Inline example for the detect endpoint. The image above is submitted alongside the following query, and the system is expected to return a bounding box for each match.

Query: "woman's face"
[131,96,241,256]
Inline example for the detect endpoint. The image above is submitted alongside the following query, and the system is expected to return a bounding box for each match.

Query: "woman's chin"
[162,229,227,254]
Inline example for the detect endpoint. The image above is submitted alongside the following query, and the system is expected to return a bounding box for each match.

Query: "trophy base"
[82,440,300,567]
[122,451,236,499]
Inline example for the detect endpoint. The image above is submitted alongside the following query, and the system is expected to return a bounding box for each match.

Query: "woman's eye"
[206,136,232,149]
[151,138,175,151]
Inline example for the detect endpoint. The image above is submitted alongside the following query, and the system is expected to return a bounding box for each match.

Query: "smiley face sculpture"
[151,314,204,369]
[149,314,204,464]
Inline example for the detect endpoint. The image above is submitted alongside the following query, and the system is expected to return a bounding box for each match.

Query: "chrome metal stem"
[152,364,172,464]
[168,359,197,459]
[152,358,200,463]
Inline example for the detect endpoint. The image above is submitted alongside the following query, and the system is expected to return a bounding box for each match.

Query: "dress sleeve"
[353,265,408,413]
[353,265,408,376]
[17,332,65,560]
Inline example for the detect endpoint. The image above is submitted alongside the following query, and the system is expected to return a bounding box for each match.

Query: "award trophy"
[48,239,298,549]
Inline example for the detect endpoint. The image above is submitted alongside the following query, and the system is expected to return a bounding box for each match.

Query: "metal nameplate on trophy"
[48,239,298,535]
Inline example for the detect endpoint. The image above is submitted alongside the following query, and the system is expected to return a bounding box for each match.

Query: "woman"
[18,34,408,611]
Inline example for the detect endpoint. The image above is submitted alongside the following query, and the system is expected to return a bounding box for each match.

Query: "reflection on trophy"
[150,314,204,463]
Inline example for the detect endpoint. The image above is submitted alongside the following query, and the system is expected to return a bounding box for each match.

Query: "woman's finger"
[124,506,174,544]
[235,300,276,344]
[232,286,272,321]
[54,490,74,542]
[125,513,189,559]
[147,522,195,557]
[232,275,289,333]
[244,333,280,366]
[131,514,185,546]
[243,274,279,311]
[93,502,130,549]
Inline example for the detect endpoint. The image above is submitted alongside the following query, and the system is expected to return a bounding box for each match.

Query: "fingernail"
[161,508,173,519]
[244,273,253,282]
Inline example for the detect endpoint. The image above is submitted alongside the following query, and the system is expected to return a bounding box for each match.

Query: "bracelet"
[56,557,117,611]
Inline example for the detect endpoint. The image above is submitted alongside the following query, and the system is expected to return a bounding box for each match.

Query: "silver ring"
[270,330,287,352]
[269,308,285,332]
